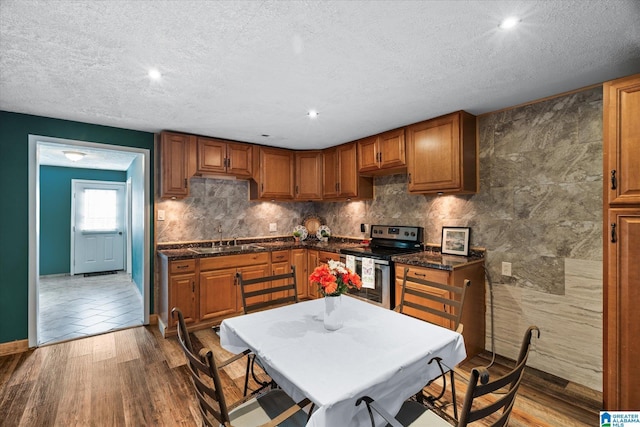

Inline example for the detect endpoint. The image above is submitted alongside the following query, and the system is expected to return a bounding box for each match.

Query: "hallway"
[38,272,143,345]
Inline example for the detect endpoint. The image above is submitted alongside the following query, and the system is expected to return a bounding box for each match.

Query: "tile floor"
[38,271,143,345]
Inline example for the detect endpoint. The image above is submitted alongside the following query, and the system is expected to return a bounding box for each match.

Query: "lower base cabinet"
[395,261,485,359]
[158,252,269,337]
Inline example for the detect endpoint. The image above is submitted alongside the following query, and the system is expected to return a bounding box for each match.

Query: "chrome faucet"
[218,224,223,246]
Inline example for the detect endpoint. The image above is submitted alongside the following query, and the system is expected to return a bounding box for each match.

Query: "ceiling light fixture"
[148,68,162,80]
[63,151,86,162]
[307,110,319,119]
[499,16,521,30]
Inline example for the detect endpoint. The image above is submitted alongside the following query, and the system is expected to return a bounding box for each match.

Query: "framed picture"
[441,227,471,256]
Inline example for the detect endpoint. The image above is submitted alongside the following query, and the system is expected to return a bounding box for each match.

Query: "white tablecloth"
[220,296,466,427]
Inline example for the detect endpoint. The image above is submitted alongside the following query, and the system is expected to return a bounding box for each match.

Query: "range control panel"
[370,225,423,242]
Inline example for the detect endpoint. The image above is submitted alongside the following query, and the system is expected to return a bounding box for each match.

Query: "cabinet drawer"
[200,252,270,271]
[271,250,290,263]
[400,265,449,285]
[319,251,340,263]
[170,259,196,274]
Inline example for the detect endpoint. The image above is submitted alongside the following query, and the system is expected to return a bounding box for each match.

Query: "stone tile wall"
[155,86,603,391]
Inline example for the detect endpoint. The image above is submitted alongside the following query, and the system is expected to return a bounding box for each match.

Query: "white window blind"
[82,189,118,231]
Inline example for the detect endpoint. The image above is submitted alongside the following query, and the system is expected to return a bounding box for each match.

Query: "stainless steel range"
[340,225,424,309]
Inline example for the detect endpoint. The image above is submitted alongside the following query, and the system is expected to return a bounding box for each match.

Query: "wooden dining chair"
[236,265,299,396]
[395,267,471,418]
[356,326,540,427]
[172,307,311,427]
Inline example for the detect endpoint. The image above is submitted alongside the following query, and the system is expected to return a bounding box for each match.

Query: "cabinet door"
[407,113,461,193]
[295,151,323,200]
[199,268,237,320]
[395,267,451,328]
[169,273,197,327]
[322,148,339,198]
[604,74,640,205]
[357,136,380,173]
[337,143,358,197]
[378,128,406,170]
[227,142,253,178]
[271,257,290,302]
[160,132,192,198]
[197,137,227,175]
[291,248,308,299]
[605,209,640,409]
[307,250,319,299]
[258,147,294,199]
[236,263,270,313]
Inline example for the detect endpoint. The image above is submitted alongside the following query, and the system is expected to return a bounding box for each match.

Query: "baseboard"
[0,339,29,356]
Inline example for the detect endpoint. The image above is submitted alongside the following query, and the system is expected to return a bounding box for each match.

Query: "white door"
[71,180,126,275]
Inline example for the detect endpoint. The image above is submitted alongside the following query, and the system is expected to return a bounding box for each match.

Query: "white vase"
[324,294,343,331]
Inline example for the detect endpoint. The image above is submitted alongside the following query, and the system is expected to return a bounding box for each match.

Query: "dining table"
[219,295,466,427]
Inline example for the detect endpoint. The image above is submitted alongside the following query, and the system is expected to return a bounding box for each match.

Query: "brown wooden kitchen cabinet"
[357,128,406,175]
[307,249,320,299]
[250,146,295,200]
[406,111,477,194]
[291,248,308,299]
[295,151,323,200]
[322,142,373,200]
[158,258,197,329]
[158,252,270,337]
[159,131,196,199]
[395,261,485,360]
[196,136,252,179]
[604,74,640,205]
[603,73,640,410]
[270,250,291,301]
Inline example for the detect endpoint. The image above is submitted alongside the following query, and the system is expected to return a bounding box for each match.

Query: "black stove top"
[340,225,424,260]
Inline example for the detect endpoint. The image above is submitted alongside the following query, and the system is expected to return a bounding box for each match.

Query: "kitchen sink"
[188,244,264,254]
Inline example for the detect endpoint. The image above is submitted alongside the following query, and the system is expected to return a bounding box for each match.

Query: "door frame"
[70,179,127,276]
[28,135,151,347]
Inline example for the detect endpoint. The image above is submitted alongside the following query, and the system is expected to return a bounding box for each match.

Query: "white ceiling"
[2,0,639,150]
[38,141,138,171]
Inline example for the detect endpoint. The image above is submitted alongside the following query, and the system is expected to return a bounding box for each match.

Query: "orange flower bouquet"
[309,259,362,297]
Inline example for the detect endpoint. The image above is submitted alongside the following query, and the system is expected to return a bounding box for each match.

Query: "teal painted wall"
[0,110,154,344]
[39,166,127,275]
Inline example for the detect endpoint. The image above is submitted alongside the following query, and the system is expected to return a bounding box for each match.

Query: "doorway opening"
[28,135,151,347]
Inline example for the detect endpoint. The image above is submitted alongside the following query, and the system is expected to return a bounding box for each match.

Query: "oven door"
[340,255,391,309]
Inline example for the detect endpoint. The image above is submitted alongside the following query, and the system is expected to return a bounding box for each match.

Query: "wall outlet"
[269,223,277,232]
[157,210,165,221]
[502,261,512,277]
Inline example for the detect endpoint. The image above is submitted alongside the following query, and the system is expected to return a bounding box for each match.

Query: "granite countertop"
[392,249,484,271]
[157,238,484,270]
[157,238,366,261]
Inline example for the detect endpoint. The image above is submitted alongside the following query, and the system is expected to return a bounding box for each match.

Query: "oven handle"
[340,255,390,266]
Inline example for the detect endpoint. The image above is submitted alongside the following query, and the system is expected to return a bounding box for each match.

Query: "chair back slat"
[171,307,232,426]
[457,326,540,427]
[238,265,299,315]
[398,268,470,331]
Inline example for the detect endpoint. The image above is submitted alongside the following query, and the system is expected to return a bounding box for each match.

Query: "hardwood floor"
[0,326,601,426]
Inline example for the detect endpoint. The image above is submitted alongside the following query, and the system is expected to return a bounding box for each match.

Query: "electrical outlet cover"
[269,223,277,232]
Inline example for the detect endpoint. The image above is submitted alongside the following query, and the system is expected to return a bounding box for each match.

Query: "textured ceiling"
[2,0,639,150]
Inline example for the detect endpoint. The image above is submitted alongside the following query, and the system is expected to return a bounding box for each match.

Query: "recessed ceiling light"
[148,68,162,80]
[307,110,319,119]
[499,16,520,30]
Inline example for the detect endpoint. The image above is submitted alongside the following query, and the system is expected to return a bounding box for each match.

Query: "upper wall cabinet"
[323,142,373,200]
[159,131,196,199]
[196,137,252,179]
[250,146,295,200]
[604,74,640,205]
[357,128,406,175]
[295,150,323,201]
[406,111,478,194]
